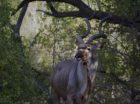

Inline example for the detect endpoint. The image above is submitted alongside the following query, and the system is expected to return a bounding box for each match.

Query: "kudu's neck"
[87,53,99,84]
[76,53,99,96]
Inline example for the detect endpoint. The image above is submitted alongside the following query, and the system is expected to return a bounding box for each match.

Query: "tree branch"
[12,0,140,32]
[14,3,28,38]
[37,2,85,17]
[47,2,57,13]
[37,9,84,17]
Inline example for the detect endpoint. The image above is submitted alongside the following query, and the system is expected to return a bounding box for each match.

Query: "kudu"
[51,17,109,104]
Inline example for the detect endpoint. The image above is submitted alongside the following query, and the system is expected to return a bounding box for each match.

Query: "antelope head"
[75,18,108,64]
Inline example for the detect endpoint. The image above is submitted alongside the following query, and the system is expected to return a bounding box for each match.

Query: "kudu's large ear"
[92,43,103,50]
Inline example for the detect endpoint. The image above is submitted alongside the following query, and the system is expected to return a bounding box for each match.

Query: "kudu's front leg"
[66,94,75,104]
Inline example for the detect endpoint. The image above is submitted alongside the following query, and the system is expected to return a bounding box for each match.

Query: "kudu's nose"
[75,48,90,65]
[82,49,90,64]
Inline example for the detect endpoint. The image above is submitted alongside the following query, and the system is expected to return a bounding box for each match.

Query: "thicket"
[0,0,140,104]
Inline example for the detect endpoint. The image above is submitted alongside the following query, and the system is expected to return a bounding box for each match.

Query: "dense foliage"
[0,0,140,104]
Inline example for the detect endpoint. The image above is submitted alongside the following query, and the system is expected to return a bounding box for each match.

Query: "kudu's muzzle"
[75,49,89,65]
[75,51,83,59]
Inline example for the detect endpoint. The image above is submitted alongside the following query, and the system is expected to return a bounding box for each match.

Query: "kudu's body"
[51,48,99,104]
[51,17,110,104]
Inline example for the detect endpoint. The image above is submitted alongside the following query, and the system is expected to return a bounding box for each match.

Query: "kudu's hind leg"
[66,95,83,104]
